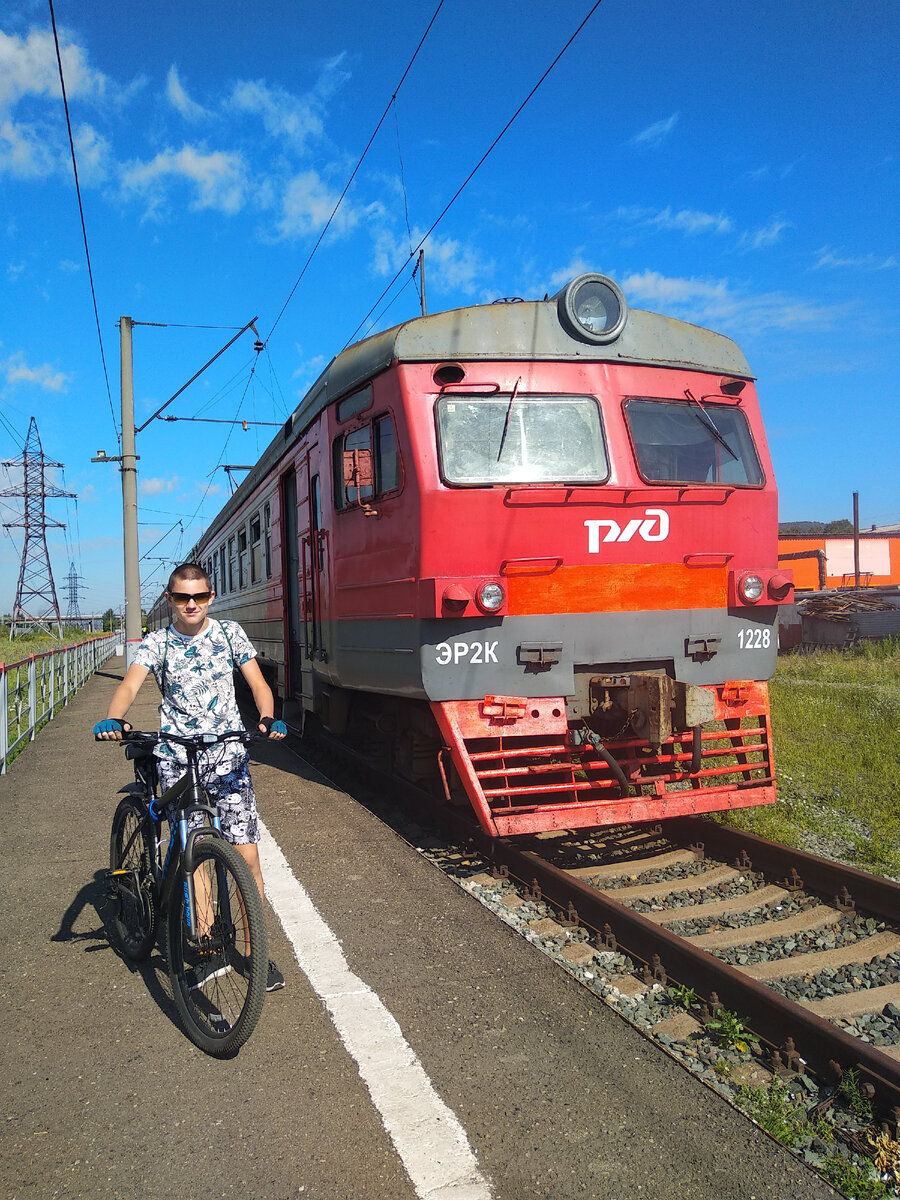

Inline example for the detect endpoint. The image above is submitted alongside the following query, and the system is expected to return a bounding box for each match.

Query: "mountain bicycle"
[105,729,268,1056]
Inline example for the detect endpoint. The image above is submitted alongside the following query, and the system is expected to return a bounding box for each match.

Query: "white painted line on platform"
[258,819,494,1200]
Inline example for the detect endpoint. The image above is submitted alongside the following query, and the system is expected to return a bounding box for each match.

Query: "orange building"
[778,532,900,591]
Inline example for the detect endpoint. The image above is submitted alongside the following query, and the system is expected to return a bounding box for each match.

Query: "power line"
[345,0,605,346]
[264,0,447,346]
[47,0,119,446]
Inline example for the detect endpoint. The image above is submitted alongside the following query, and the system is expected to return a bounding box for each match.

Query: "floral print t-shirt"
[134,619,256,770]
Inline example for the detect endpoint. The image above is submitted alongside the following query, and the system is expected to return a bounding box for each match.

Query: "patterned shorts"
[156,753,260,846]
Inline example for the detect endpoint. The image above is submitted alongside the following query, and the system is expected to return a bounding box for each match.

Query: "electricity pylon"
[1,418,75,638]
[64,561,87,626]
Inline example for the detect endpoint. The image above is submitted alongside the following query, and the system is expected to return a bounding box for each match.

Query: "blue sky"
[1,0,897,617]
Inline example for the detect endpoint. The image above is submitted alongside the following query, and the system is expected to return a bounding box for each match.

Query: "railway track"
[450,814,900,1117]
[297,729,900,1141]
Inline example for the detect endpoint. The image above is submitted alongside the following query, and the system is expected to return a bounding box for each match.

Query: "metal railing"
[1,634,119,774]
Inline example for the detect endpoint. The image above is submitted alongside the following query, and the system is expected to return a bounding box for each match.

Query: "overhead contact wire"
[264,0,446,346]
[48,0,119,446]
[345,0,605,345]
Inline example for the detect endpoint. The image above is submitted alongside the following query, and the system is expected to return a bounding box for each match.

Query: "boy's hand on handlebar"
[93,718,132,741]
[258,716,287,740]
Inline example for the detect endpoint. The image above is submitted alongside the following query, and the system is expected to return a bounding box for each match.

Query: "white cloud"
[0,116,58,178]
[2,352,69,391]
[229,80,324,150]
[276,169,356,239]
[372,229,490,295]
[140,476,180,496]
[0,27,108,114]
[812,245,899,271]
[120,144,248,217]
[630,112,679,148]
[616,205,732,237]
[166,65,209,122]
[740,216,792,251]
[622,270,843,336]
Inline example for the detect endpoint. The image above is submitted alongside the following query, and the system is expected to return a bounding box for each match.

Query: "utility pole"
[93,315,259,669]
[1,418,75,638]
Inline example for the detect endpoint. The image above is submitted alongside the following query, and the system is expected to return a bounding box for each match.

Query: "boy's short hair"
[167,561,212,593]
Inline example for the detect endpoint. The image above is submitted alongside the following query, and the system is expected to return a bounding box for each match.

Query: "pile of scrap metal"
[789,588,900,649]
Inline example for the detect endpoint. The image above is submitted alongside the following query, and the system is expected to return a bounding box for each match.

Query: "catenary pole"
[120,316,142,669]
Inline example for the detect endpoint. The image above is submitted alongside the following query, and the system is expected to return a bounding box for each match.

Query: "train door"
[297,447,330,669]
[280,467,307,703]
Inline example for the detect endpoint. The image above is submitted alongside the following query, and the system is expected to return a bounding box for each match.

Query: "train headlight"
[738,573,764,604]
[476,582,505,612]
[555,274,628,344]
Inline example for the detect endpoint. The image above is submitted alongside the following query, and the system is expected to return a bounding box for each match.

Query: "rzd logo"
[584,509,669,552]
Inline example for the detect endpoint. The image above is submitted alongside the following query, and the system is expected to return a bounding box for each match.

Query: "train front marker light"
[555,274,628,345]
[738,573,764,604]
[476,582,505,612]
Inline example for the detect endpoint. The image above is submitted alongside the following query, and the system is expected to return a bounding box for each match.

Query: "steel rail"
[454,816,900,1113]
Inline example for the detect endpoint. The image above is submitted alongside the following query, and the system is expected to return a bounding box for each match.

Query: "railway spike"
[565,900,580,927]
[492,863,509,881]
[596,923,617,952]
[642,954,666,986]
[732,849,752,871]
[782,867,804,891]
[782,1037,802,1073]
[835,886,855,912]
[526,878,542,902]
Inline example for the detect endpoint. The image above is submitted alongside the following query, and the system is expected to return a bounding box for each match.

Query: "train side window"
[375,415,400,493]
[250,514,262,583]
[263,502,272,578]
[624,398,764,486]
[238,526,248,588]
[227,537,236,591]
[336,384,373,423]
[333,414,402,511]
[219,545,227,595]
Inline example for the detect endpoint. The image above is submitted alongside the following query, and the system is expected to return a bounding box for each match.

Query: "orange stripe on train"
[505,562,728,615]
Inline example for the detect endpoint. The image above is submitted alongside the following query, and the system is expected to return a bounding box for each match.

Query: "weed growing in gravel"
[736,1078,818,1148]
[823,1153,889,1200]
[667,983,698,1010]
[704,1008,750,1052]
[839,1067,876,1120]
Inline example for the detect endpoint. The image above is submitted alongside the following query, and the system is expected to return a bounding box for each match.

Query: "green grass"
[1,627,111,664]
[720,638,900,878]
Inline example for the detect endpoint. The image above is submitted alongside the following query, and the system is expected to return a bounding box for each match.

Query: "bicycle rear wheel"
[108,797,156,961]
[167,837,268,1056]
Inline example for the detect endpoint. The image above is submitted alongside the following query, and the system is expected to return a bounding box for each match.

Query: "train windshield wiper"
[497,377,522,461]
[684,388,739,461]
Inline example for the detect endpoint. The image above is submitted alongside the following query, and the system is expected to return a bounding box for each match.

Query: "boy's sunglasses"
[168,590,212,605]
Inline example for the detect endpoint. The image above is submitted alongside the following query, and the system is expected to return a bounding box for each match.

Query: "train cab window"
[624,398,764,486]
[436,394,608,485]
[332,414,402,510]
[250,514,262,583]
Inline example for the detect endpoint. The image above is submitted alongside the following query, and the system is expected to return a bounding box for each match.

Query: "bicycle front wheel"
[167,837,268,1057]
[108,797,156,961]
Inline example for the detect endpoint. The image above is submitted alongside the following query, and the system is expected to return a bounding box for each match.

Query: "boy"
[94,561,287,991]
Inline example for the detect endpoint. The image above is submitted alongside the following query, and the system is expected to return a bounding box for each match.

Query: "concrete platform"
[0,657,840,1199]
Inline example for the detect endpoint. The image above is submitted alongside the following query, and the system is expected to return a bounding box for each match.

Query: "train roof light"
[554,274,628,345]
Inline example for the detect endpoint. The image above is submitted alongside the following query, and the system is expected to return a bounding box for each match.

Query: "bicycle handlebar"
[118,729,265,749]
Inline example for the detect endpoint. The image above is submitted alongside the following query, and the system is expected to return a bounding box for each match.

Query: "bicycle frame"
[115,731,247,943]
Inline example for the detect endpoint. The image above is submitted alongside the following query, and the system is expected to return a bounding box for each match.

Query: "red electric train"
[154,274,793,837]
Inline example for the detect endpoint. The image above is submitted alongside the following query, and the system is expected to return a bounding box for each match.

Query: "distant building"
[778,531,900,590]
